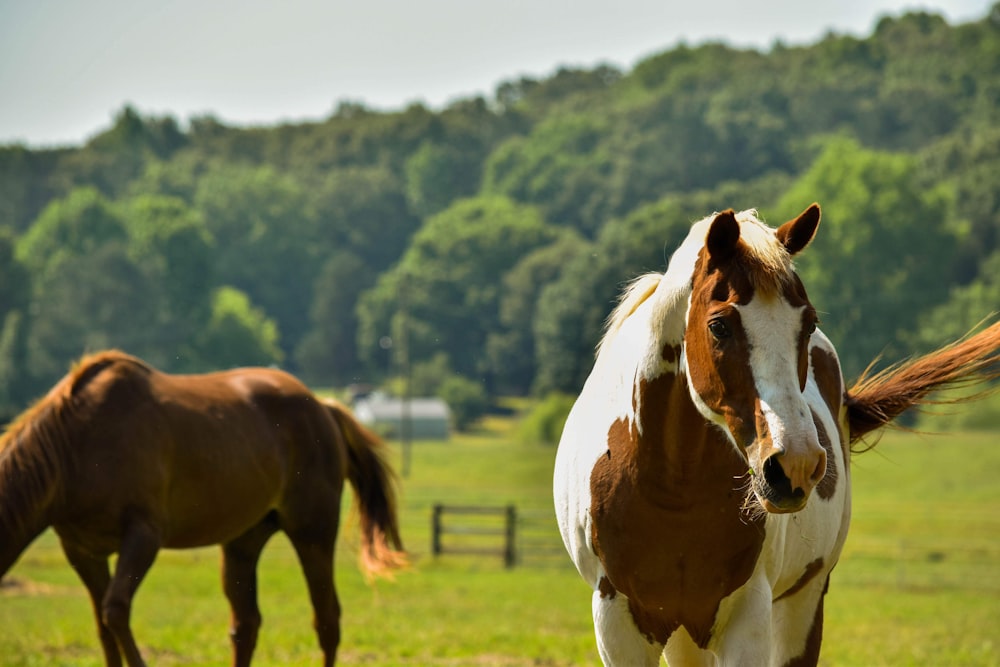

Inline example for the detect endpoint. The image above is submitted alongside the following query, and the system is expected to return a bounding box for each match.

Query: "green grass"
[2,428,998,665]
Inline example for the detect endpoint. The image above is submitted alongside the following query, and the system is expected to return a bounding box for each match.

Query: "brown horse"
[0,350,406,667]
[555,204,1000,665]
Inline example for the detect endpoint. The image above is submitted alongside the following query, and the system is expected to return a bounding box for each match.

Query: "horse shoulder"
[554,388,619,586]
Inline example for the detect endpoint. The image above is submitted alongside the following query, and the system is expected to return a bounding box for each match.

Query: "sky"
[0,0,992,148]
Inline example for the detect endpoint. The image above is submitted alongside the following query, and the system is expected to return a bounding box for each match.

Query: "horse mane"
[0,350,149,539]
[0,382,74,541]
[596,209,794,357]
[597,273,663,357]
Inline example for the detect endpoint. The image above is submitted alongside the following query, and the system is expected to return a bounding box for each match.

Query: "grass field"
[1,422,998,666]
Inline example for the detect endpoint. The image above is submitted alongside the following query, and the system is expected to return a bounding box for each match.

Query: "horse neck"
[0,443,61,575]
[632,367,748,498]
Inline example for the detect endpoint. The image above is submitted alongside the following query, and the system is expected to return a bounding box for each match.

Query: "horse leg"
[221,518,279,667]
[591,589,662,667]
[286,528,340,667]
[60,542,121,667]
[709,578,773,666]
[103,518,161,667]
[768,575,829,667]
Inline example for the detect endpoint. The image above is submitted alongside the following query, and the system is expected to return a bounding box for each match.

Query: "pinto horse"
[0,350,407,667]
[554,204,1000,666]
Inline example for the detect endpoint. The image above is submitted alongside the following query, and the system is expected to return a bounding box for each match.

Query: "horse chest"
[589,447,765,646]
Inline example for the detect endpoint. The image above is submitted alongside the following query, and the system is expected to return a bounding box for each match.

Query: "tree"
[0,310,27,419]
[56,106,185,198]
[119,194,216,369]
[307,165,420,272]
[16,187,128,280]
[0,227,29,320]
[773,136,961,379]
[356,196,559,386]
[405,142,481,218]
[907,250,1000,351]
[294,250,372,386]
[0,228,30,416]
[23,242,161,392]
[194,287,284,369]
[482,113,617,235]
[438,375,489,431]
[193,165,319,361]
[486,231,588,394]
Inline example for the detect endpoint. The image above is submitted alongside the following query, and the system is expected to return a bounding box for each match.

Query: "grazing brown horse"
[554,204,1000,666]
[0,350,406,667]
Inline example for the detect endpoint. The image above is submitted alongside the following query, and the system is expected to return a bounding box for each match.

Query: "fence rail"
[427,503,1000,592]
[431,504,518,568]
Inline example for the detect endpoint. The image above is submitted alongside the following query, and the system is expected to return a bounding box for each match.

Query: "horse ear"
[706,209,741,261]
[777,203,821,256]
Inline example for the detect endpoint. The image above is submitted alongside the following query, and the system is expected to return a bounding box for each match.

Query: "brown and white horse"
[554,204,1000,666]
[0,350,407,667]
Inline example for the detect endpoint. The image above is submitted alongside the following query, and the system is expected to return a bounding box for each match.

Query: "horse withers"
[554,204,1000,666]
[0,350,407,667]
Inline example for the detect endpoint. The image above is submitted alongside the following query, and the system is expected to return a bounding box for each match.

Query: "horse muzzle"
[751,447,827,514]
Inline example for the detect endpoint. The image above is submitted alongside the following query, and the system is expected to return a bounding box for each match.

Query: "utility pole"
[400,274,412,478]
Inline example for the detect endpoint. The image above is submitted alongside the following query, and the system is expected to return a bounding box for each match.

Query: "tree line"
[2,7,999,423]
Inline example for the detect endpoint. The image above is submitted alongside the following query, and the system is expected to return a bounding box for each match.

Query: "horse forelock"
[720,210,796,296]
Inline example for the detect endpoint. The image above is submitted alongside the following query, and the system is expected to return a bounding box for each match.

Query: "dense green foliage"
[2,7,999,421]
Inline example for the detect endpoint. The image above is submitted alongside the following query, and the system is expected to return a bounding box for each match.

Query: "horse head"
[684,204,826,513]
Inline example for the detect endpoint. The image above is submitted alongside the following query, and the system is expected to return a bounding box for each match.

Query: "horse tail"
[844,321,1000,446]
[322,398,408,579]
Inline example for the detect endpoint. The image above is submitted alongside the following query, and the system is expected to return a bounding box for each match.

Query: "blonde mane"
[597,272,663,356]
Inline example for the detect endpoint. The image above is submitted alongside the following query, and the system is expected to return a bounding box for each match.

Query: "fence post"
[504,505,517,569]
[432,504,443,557]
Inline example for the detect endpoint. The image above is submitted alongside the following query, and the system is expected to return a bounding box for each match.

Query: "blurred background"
[1,0,998,429]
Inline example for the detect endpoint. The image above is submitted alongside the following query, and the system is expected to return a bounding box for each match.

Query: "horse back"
[52,352,346,549]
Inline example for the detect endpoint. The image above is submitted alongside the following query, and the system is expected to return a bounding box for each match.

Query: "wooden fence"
[431,504,518,568]
[429,504,570,568]
[428,503,1000,588]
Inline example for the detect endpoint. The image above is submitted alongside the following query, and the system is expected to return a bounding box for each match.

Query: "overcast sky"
[0,0,991,147]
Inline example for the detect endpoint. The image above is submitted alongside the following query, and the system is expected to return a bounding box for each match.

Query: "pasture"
[1,422,998,666]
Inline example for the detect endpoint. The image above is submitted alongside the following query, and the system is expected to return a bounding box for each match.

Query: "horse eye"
[708,319,731,339]
[807,319,819,335]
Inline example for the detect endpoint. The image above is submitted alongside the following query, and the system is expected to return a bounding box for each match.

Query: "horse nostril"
[762,455,796,498]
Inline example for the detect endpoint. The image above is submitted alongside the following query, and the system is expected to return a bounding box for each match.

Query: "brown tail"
[322,397,408,578]
[844,321,1000,445]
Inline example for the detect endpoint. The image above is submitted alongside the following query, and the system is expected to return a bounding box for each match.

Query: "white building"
[353,393,451,441]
